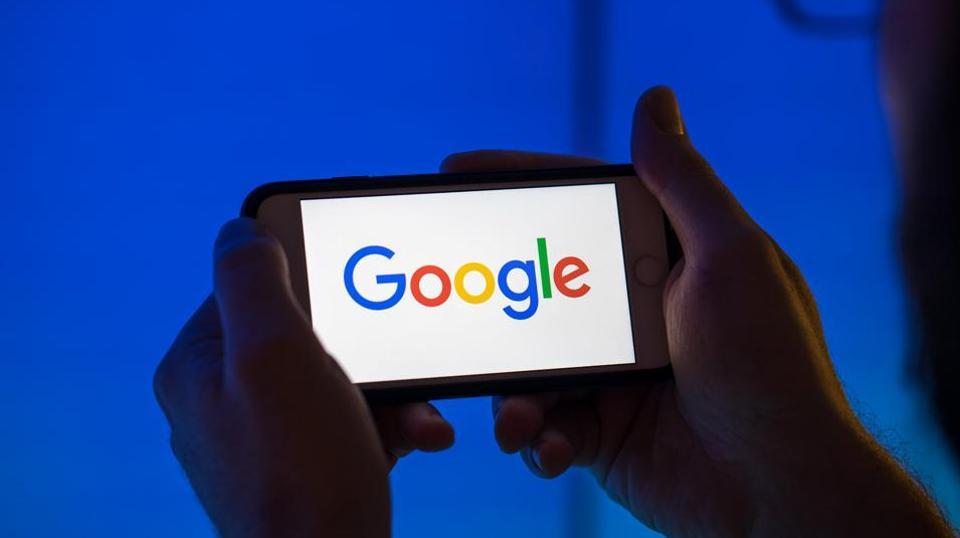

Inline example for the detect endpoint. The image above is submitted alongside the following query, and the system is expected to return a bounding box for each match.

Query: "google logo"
[344,238,591,320]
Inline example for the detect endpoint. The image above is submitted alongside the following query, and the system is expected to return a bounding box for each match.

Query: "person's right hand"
[475,87,952,537]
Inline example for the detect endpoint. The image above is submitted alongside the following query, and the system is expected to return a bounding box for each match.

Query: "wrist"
[748,413,950,537]
[213,475,391,538]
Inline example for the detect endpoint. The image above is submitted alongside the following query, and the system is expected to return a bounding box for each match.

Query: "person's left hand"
[154,218,450,536]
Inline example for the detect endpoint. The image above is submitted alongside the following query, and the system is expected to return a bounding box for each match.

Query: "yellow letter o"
[454,262,495,304]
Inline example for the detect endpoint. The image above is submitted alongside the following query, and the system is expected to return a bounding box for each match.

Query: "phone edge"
[240,164,679,402]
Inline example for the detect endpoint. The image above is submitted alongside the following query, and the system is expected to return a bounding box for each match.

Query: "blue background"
[3,1,959,536]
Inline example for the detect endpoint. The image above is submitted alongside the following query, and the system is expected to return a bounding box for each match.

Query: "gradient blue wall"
[3,1,957,537]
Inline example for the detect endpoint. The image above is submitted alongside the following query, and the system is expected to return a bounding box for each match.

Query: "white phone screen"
[299,183,636,383]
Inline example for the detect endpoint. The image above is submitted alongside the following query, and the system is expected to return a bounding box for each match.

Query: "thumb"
[213,218,308,359]
[632,87,760,264]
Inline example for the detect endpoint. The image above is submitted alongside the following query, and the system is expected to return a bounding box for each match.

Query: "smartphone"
[243,165,677,402]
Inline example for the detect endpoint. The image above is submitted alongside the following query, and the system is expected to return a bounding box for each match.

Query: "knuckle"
[169,434,188,466]
[735,229,779,263]
[153,353,177,404]
[231,332,306,382]
[695,225,777,270]
[440,152,469,172]
[659,139,717,182]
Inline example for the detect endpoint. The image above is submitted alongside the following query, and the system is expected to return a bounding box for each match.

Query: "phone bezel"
[242,165,678,402]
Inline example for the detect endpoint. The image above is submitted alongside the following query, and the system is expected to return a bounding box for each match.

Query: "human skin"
[477,87,954,537]
[881,0,960,457]
[155,226,456,537]
[880,0,958,162]
[156,12,960,529]
[154,220,398,537]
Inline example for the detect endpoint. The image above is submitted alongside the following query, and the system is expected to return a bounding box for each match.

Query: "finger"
[522,403,599,479]
[492,393,560,453]
[441,150,605,173]
[213,218,311,364]
[154,295,223,418]
[374,402,455,466]
[523,430,575,479]
[632,87,763,265]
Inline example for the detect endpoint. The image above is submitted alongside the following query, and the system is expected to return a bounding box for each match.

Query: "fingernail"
[530,447,544,474]
[214,218,265,256]
[642,86,685,136]
[491,396,504,421]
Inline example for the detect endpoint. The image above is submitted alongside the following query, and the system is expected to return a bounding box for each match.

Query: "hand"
[154,219,391,537]
[462,88,952,536]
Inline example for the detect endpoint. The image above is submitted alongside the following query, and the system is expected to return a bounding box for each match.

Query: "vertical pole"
[566,0,606,535]
[571,0,607,159]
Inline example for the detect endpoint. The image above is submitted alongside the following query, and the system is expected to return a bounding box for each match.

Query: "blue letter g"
[344,245,406,310]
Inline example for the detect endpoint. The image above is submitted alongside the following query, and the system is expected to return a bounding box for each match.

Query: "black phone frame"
[242,164,679,402]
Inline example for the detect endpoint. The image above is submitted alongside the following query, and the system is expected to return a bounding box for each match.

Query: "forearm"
[751,418,953,537]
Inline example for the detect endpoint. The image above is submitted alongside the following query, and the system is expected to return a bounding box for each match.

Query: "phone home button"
[634,256,667,287]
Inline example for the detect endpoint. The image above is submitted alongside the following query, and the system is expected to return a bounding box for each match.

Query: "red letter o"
[411,265,452,307]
